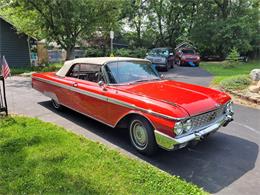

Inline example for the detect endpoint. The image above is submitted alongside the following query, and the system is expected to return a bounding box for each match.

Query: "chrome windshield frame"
[102,60,161,86]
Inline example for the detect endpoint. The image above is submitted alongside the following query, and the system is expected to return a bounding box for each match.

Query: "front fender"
[114,110,175,137]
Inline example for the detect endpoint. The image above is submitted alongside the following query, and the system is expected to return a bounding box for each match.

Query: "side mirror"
[160,74,165,79]
[98,80,104,87]
[98,80,107,91]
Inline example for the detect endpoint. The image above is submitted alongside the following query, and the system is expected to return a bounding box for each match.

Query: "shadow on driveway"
[39,100,258,193]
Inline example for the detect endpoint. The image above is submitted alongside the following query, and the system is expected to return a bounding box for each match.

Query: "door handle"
[72,82,78,87]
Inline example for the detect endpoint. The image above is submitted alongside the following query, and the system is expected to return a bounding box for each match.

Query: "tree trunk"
[65,46,75,60]
[136,19,142,47]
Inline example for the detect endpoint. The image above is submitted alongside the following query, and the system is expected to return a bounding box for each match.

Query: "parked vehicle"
[175,48,200,66]
[145,47,174,71]
[32,57,234,155]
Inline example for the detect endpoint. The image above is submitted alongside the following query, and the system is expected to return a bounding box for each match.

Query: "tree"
[189,0,259,58]
[120,0,149,47]
[3,0,121,59]
[148,0,196,48]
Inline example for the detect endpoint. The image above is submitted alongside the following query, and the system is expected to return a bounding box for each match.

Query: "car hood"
[118,80,230,116]
[182,54,199,58]
[146,56,167,64]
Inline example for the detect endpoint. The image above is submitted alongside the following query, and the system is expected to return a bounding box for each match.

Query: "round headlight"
[183,119,192,132]
[174,122,183,135]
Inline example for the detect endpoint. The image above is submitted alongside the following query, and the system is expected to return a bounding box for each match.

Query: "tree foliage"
[122,0,259,58]
[190,0,259,58]
[1,0,122,59]
[0,0,259,59]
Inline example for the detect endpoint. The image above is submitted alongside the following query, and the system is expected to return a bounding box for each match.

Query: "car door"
[65,63,109,123]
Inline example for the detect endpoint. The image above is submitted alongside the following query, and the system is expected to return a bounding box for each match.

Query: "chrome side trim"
[32,76,184,121]
[113,111,157,130]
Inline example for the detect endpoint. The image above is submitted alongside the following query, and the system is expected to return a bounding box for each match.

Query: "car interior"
[67,63,104,83]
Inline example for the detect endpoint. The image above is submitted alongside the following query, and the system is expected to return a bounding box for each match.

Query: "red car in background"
[175,47,200,67]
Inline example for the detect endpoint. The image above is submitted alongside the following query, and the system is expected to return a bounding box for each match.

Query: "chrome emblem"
[208,112,217,122]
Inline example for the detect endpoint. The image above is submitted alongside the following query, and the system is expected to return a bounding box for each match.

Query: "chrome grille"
[192,107,224,129]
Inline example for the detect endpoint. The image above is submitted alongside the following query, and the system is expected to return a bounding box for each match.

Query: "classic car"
[32,57,234,155]
[145,47,174,71]
[175,47,200,66]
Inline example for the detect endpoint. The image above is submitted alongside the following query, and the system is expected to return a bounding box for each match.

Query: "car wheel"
[171,61,174,68]
[129,116,158,155]
[51,99,63,111]
[164,62,169,71]
[175,59,181,66]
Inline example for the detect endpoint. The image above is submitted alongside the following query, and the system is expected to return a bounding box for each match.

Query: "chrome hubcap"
[132,121,147,148]
[52,99,60,108]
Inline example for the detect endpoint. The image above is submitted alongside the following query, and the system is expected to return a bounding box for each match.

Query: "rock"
[249,85,260,93]
[250,69,260,81]
[257,80,260,87]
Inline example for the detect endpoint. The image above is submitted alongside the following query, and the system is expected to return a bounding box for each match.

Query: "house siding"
[0,18,31,67]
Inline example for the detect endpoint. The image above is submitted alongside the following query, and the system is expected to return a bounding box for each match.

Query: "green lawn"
[200,61,260,84]
[11,63,63,75]
[0,116,206,194]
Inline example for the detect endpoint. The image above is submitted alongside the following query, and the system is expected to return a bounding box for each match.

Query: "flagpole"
[0,76,8,116]
[2,76,8,115]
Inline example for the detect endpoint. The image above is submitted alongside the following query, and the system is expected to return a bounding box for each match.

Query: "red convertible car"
[32,57,233,155]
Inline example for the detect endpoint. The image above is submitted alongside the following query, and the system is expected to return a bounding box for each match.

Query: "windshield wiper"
[129,78,161,85]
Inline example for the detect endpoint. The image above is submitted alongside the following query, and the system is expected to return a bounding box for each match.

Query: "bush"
[220,75,251,90]
[224,47,240,68]
[11,63,63,75]
[113,48,131,57]
[83,47,147,58]
[113,48,147,58]
[85,47,105,57]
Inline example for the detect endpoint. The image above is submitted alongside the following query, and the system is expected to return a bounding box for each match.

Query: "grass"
[11,63,63,75]
[0,116,206,194]
[200,60,260,84]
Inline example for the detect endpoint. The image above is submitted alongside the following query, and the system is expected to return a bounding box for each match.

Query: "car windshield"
[148,48,169,57]
[105,61,160,85]
[182,49,195,54]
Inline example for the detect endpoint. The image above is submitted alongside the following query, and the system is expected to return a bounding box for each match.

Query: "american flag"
[1,56,11,79]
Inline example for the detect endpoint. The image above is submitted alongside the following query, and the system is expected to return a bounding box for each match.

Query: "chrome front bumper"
[154,114,233,150]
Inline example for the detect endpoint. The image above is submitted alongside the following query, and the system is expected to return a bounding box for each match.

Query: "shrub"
[224,47,240,68]
[220,75,251,90]
[113,48,131,57]
[83,47,147,58]
[113,48,147,58]
[85,47,105,57]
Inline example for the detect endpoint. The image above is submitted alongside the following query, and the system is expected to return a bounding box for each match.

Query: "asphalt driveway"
[4,66,260,194]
